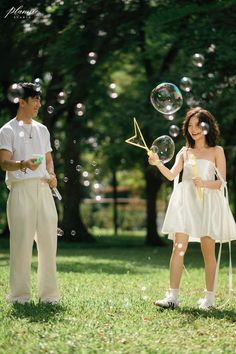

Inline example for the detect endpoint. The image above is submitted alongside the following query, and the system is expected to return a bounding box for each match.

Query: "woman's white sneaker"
[198,290,215,310]
[154,291,179,309]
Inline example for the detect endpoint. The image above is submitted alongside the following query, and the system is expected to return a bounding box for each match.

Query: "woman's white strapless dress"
[161,155,236,243]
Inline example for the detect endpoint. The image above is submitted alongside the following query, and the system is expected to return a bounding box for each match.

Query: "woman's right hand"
[148,151,160,166]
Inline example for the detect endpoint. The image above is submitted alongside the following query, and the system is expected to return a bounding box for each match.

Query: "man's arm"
[45,152,57,188]
[0,149,40,172]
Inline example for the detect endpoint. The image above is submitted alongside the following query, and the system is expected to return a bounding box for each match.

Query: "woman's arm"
[148,149,184,181]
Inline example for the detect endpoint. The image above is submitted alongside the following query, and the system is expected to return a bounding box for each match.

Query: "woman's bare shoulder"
[214,145,224,154]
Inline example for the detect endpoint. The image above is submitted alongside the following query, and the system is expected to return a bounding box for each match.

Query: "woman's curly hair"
[182,107,220,148]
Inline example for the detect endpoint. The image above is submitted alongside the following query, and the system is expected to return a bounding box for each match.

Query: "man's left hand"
[48,173,57,188]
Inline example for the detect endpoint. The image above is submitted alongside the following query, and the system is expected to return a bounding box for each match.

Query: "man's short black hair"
[19,82,41,100]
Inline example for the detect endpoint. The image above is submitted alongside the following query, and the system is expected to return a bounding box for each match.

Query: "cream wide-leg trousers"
[6,179,59,303]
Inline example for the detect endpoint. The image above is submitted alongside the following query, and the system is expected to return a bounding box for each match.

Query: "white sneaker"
[41,300,59,305]
[6,295,30,304]
[198,297,214,310]
[154,291,179,309]
[197,290,215,310]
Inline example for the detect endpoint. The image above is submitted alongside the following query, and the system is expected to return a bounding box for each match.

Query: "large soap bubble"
[150,135,175,163]
[150,83,183,115]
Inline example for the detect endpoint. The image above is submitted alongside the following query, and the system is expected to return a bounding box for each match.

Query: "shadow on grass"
[177,306,236,323]
[8,302,66,323]
[154,305,236,323]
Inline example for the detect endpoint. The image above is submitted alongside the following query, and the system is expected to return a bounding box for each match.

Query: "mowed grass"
[0,234,236,354]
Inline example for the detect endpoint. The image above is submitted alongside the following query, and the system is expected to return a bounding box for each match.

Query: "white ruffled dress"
[161,149,236,243]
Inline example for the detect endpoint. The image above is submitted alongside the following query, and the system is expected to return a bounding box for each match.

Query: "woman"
[148,107,236,310]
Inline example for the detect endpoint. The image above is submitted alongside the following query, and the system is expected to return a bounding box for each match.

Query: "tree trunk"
[61,115,95,243]
[145,166,165,246]
[112,168,118,236]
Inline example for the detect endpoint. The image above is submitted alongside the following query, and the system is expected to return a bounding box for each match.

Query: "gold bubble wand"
[125,118,151,156]
[189,153,203,201]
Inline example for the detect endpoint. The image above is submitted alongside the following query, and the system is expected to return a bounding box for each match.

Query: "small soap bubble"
[70,159,74,164]
[47,106,54,114]
[57,228,64,237]
[169,125,180,138]
[109,83,116,90]
[84,180,90,187]
[192,53,205,67]
[34,78,43,86]
[108,90,118,99]
[164,114,175,121]
[57,91,67,104]
[207,44,216,53]
[71,230,76,236]
[19,131,25,137]
[87,52,97,65]
[7,83,24,103]
[76,165,82,172]
[63,177,68,182]
[43,72,52,83]
[200,122,209,135]
[180,77,193,92]
[75,103,85,116]
[54,139,60,150]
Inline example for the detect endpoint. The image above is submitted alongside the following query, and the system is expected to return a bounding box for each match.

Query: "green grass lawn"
[0,234,236,354]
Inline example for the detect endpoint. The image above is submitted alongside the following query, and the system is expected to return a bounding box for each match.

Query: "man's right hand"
[23,158,41,171]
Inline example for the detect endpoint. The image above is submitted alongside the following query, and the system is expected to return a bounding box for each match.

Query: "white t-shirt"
[0,118,52,187]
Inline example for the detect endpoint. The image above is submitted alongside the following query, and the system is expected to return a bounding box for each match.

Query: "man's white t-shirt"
[0,118,52,187]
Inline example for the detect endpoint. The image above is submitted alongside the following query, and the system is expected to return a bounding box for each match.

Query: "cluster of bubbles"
[149,48,210,161]
[57,228,77,238]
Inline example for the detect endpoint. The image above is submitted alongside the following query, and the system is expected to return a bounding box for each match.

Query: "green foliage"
[1,0,236,235]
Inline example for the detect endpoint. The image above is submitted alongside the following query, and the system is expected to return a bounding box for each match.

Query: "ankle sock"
[169,288,179,299]
[205,290,215,304]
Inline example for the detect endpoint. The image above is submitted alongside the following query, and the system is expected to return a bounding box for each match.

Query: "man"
[0,82,59,304]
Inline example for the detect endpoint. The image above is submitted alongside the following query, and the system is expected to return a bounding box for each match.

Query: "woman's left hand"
[193,177,204,188]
